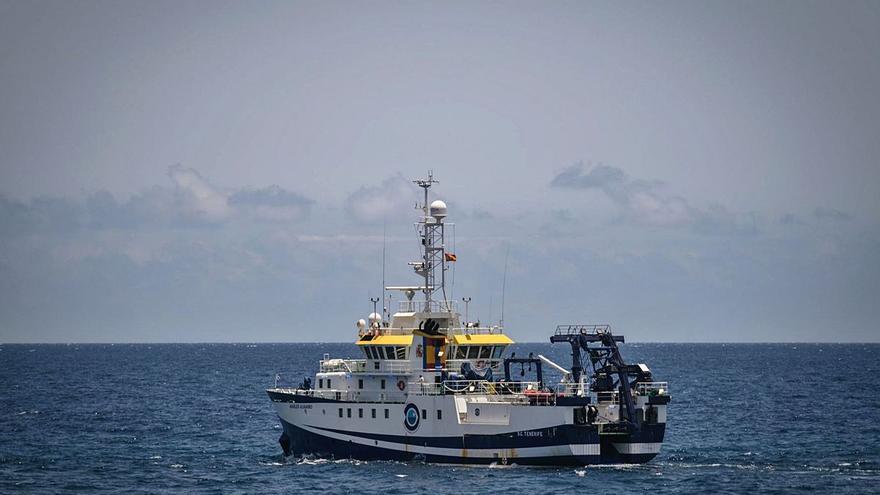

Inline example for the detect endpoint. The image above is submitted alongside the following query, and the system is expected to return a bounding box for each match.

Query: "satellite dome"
[430,200,447,219]
[356,319,366,330]
[368,312,382,324]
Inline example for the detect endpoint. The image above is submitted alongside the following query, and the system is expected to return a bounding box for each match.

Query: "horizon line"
[2,340,877,345]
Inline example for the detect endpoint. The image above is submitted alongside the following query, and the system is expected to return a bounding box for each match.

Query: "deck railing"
[595,391,620,404]
[319,359,413,374]
[554,382,588,396]
[362,325,503,336]
[397,300,458,313]
[407,379,541,397]
[445,359,503,373]
[554,324,611,336]
[635,381,669,396]
[270,388,409,403]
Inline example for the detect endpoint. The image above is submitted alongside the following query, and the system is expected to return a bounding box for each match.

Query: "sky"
[0,0,878,343]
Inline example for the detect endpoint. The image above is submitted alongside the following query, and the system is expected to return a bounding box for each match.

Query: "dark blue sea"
[2,343,878,494]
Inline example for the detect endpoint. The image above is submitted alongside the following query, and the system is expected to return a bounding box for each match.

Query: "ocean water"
[1,342,878,494]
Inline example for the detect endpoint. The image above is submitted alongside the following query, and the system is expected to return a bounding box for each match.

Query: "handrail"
[320,359,413,374]
[408,379,541,396]
[554,382,587,396]
[595,391,619,404]
[554,324,611,335]
[635,381,669,396]
[360,326,503,336]
[398,300,458,313]
[269,387,409,403]
[445,358,503,371]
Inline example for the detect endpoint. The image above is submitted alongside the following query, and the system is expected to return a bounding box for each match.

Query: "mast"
[412,171,449,312]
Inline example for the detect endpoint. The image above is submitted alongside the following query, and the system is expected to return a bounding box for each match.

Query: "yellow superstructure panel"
[452,334,514,345]
[356,335,415,346]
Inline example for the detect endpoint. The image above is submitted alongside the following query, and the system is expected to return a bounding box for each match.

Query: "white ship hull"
[268,390,666,465]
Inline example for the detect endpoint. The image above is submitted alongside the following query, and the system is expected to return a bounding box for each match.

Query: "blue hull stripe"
[278,419,663,465]
[279,419,598,466]
[309,424,598,449]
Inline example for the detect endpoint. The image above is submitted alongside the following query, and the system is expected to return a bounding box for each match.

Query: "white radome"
[368,312,382,325]
[430,200,447,219]
[356,319,366,330]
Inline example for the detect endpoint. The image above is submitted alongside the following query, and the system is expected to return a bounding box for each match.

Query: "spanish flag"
[444,252,457,262]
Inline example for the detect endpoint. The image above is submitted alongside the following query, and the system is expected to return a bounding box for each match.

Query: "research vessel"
[267,173,670,465]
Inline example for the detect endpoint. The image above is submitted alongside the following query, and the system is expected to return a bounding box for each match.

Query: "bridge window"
[385,346,395,359]
[375,347,385,359]
[467,346,479,359]
[396,347,407,359]
[492,346,504,358]
[479,346,491,359]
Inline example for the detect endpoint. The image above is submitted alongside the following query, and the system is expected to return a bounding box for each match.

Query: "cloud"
[167,165,230,223]
[779,213,804,226]
[814,207,851,222]
[551,162,690,227]
[0,195,83,236]
[229,185,313,222]
[344,174,419,223]
[1,167,877,343]
[550,163,630,190]
[550,162,756,235]
[691,204,757,236]
[0,167,314,236]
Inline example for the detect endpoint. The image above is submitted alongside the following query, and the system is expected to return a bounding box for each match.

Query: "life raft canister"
[397,380,406,391]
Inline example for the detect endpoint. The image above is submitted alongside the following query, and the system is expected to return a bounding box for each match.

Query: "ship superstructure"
[267,173,670,465]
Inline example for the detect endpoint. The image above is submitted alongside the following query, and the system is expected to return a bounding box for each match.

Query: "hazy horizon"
[1,1,878,343]
[3,340,878,345]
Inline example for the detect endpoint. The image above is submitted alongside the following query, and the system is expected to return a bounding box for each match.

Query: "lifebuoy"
[397,380,406,391]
